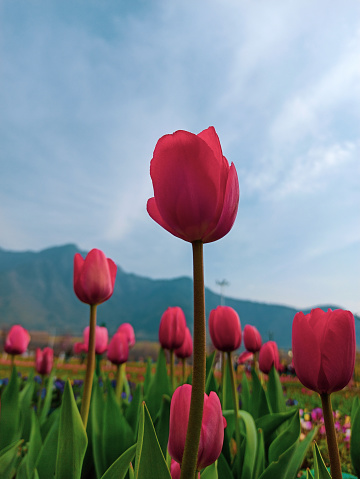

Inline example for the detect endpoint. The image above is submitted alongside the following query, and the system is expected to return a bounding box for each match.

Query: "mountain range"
[0,244,358,349]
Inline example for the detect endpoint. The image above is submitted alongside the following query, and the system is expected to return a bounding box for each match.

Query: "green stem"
[180,241,206,479]
[11,354,15,373]
[115,363,125,403]
[170,349,175,391]
[320,393,342,479]
[37,375,44,414]
[80,304,97,429]
[182,357,186,384]
[227,351,241,453]
[221,351,226,408]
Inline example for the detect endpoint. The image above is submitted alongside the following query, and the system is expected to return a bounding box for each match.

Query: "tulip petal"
[168,384,192,464]
[147,197,187,241]
[197,392,224,470]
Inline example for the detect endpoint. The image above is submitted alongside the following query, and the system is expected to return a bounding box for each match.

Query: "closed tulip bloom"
[73,249,117,305]
[83,325,108,355]
[209,306,241,352]
[107,332,129,365]
[292,308,356,394]
[4,325,30,355]
[73,342,87,355]
[117,323,135,348]
[243,324,262,353]
[36,347,54,375]
[174,327,193,359]
[168,384,226,471]
[259,341,280,374]
[147,127,239,243]
[237,351,254,365]
[159,307,186,350]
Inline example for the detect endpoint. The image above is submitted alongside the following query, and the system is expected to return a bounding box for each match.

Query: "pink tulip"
[174,327,193,359]
[209,306,241,352]
[73,249,117,305]
[237,351,254,364]
[159,307,186,350]
[107,332,129,365]
[35,347,54,375]
[168,384,226,470]
[73,342,87,355]
[259,341,280,374]
[292,308,356,394]
[117,323,135,348]
[243,324,262,353]
[4,325,30,355]
[83,325,108,354]
[147,127,239,243]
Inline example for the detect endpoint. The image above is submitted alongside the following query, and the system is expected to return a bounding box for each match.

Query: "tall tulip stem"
[227,351,241,453]
[80,304,97,429]
[170,349,175,391]
[320,393,342,479]
[115,363,125,403]
[180,241,206,479]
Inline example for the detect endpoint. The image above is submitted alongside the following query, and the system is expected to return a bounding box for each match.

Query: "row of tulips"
[0,126,358,479]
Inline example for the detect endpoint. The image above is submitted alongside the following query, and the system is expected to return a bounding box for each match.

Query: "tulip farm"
[0,127,359,479]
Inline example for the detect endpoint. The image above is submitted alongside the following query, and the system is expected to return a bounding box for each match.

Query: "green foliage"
[350,395,360,477]
[0,367,21,451]
[144,349,171,420]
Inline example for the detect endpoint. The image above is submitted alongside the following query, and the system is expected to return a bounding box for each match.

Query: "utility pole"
[216,279,229,306]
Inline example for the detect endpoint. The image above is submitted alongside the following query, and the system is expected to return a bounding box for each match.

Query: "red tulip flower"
[259,341,280,374]
[175,327,193,359]
[73,342,87,355]
[209,306,242,352]
[159,307,186,350]
[292,308,356,394]
[83,325,108,355]
[243,324,262,353]
[107,332,129,365]
[147,127,239,243]
[73,249,117,305]
[117,323,135,348]
[237,351,254,365]
[168,384,226,471]
[4,325,30,355]
[36,347,54,375]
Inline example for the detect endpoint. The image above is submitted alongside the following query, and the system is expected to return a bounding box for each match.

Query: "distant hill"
[0,244,358,348]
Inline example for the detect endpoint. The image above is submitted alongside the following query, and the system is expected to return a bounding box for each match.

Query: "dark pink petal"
[147,198,187,241]
[168,384,192,464]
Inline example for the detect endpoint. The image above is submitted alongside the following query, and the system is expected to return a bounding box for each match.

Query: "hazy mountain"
[0,244,358,348]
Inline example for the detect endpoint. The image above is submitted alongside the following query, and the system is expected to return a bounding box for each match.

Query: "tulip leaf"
[268,406,300,464]
[313,442,331,478]
[90,376,106,478]
[100,444,136,479]
[0,366,21,450]
[19,372,36,443]
[239,410,257,479]
[55,380,88,479]
[250,369,270,419]
[26,409,43,478]
[306,469,315,479]
[266,366,286,414]
[154,394,171,457]
[0,439,23,479]
[134,402,171,479]
[200,461,218,478]
[255,409,297,452]
[102,379,135,472]
[350,396,360,477]
[205,369,219,396]
[217,453,233,479]
[39,373,55,425]
[143,358,153,396]
[125,384,143,435]
[252,429,265,479]
[224,357,235,411]
[144,348,171,421]
[240,372,251,413]
[36,412,60,479]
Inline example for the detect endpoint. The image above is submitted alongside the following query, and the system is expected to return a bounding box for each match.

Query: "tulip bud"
[159,307,186,350]
[259,341,280,374]
[209,306,241,352]
[73,342,87,355]
[243,324,262,353]
[4,325,30,355]
[292,308,356,394]
[107,332,129,365]
[117,323,136,348]
[83,325,108,355]
[168,384,226,470]
[73,249,117,305]
[237,351,254,365]
[174,327,193,359]
[147,127,239,243]
[36,347,54,375]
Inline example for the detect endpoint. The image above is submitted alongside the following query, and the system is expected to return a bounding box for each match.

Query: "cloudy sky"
[1,1,359,314]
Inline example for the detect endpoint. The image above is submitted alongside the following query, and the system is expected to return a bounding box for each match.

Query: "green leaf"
[252,429,265,479]
[268,407,300,464]
[205,369,219,396]
[102,379,135,472]
[0,440,23,479]
[154,394,171,458]
[36,412,60,479]
[125,384,143,435]
[350,396,360,477]
[19,373,36,444]
[90,376,106,478]
[200,461,218,478]
[134,402,171,479]
[216,453,233,479]
[239,410,258,479]
[16,455,29,479]
[0,367,21,450]
[100,444,136,479]
[55,380,88,479]
[266,366,286,414]
[250,369,270,420]
[144,349,171,421]
[306,469,315,479]
[255,409,297,452]
[27,410,43,478]
[223,356,234,411]
[39,373,55,426]
[313,442,331,479]
[143,358,153,396]
[240,372,251,413]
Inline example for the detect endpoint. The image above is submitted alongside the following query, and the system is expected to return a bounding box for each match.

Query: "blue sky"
[1,1,359,314]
